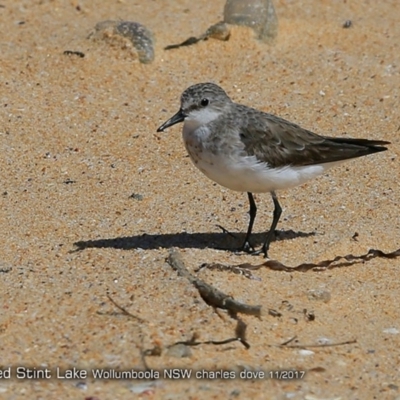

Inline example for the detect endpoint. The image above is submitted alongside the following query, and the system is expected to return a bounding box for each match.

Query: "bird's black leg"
[261,191,282,258]
[239,192,257,253]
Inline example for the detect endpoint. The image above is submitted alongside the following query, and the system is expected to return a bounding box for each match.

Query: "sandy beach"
[0,0,399,398]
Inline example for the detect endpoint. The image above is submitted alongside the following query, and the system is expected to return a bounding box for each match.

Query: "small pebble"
[298,349,314,357]
[343,20,352,28]
[166,343,192,358]
[307,288,331,303]
[383,327,399,334]
[0,265,12,273]
[304,309,315,321]
[130,381,162,394]
[75,381,87,390]
[317,337,331,345]
[129,193,144,201]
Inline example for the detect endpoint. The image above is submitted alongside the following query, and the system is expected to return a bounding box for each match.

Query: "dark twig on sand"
[106,294,146,323]
[170,319,250,349]
[279,339,357,348]
[105,294,150,369]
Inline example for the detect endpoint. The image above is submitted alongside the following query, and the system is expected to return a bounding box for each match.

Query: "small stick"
[167,248,262,317]
[107,294,146,323]
[278,339,357,348]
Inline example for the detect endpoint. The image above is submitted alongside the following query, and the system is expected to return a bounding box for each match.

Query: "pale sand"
[0,0,399,398]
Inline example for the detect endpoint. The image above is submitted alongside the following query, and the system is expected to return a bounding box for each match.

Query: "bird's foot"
[237,240,255,254]
[235,241,268,257]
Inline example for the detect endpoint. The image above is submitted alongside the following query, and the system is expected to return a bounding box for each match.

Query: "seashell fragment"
[88,20,154,63]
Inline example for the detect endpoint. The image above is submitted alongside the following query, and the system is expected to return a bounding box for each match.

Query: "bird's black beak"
[157,109,186,132]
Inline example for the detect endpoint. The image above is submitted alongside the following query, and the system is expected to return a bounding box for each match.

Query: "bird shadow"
[72,229,317,252]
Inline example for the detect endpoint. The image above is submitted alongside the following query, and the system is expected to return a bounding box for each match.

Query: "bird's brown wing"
[236,107,389,168]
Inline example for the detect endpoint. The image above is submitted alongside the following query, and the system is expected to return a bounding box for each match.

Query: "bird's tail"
[327,137,390,153]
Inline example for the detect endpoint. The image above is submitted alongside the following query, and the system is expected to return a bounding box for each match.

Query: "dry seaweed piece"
[169,319,250,350]
[164,22,230,50]
[202,247,400,274]
[63,50,85,58]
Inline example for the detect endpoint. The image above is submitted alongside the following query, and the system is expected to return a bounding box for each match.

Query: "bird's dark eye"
[200,98,209,107]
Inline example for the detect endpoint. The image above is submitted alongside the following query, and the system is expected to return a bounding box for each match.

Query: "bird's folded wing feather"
[236,108,389,168]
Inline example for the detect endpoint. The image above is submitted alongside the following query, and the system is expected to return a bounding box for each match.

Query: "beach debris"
[164,0,278,50]
[224,0,278,42]
[88,20,154,63]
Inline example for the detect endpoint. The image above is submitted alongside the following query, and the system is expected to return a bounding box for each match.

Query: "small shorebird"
[157,83,390,257]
